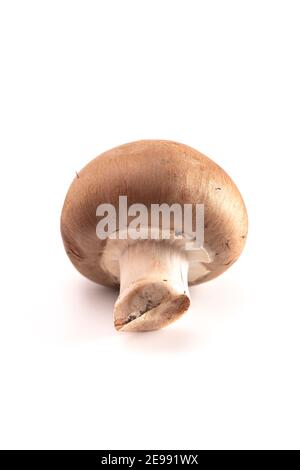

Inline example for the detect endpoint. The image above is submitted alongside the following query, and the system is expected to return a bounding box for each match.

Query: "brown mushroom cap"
[61,140,248,287]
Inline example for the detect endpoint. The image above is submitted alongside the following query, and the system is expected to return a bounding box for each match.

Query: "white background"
[0,0,299,450]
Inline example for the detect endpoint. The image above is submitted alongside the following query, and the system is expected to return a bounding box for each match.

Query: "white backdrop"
[0,1,299,450]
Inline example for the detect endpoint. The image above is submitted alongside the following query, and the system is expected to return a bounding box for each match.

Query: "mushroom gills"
[113,241,190,332]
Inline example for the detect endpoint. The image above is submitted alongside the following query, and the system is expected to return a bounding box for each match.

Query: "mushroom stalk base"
[114,242,190,332]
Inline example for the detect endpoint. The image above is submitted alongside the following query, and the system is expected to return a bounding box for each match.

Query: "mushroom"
[61,140,247,332]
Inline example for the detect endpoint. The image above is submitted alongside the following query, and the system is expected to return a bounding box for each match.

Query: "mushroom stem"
[114,241,190,331]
